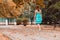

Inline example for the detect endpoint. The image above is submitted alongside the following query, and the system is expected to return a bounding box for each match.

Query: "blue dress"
[35,12,42,24]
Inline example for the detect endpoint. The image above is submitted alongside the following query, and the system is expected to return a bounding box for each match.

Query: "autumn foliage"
[36,0,45,8]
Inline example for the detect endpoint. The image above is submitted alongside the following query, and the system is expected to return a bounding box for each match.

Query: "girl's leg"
[37,24,41,31]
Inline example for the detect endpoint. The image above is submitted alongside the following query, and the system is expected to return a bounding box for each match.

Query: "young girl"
[34,6,42,31]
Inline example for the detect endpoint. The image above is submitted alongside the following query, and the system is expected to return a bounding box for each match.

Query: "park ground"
[0,25,60,40]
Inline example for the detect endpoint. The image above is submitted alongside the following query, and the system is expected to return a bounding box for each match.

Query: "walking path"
[0,25,60,40]
[0,33,10,40]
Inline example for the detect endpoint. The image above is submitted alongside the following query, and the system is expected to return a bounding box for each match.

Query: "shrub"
[16,18,22,25]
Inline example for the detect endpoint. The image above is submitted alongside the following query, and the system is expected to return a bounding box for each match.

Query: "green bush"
[16,18,22,25]
[22,17,29,26]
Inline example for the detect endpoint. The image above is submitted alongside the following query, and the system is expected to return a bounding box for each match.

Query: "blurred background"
[0,0,60,27]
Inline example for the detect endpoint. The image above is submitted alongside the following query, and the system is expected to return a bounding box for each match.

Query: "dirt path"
[0,32,10,40]
[0,25,60,40]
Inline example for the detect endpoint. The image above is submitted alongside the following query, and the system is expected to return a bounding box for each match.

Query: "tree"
[42,0,60,25]
[36,0,45,8]
[48,1,60,22]
[0,1,21,24]
[53,1,60,9]
[44,1,60,28]
[13,0,24,7]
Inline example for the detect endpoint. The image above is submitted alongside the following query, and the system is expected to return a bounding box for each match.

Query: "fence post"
[6,19,8,26]
[14,19,16,25]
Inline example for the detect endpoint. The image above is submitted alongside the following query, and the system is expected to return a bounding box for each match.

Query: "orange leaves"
[0,0,2,3]
[36,0,45,8]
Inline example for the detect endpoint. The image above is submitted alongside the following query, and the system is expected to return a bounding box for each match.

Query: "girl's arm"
[34,10,36,20]
[34,10,37,17]
[34,12,36,18]
[40,9,42,13]
[40,9,42,16]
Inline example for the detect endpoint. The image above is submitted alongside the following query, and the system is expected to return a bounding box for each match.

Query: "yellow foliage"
[36,0,45,8]
[0,0,2,3]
